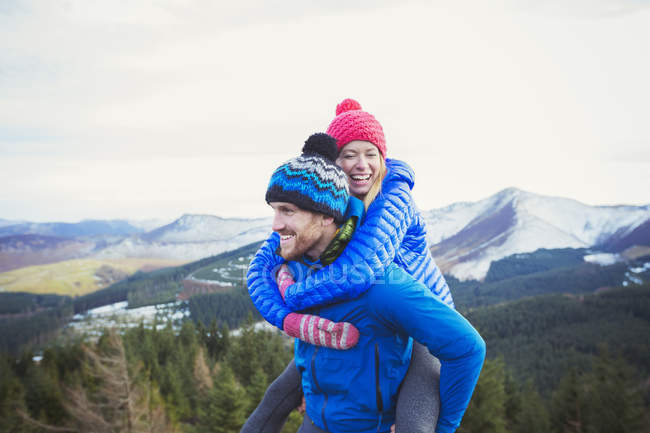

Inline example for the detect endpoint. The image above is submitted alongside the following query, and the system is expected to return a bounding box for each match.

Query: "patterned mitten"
[276,264,294,301]
[283,312,360,350]
[276,264,359,350]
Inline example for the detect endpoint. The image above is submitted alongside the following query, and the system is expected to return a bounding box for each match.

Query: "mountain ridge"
[2,188,649,280]
[424,188,650,280]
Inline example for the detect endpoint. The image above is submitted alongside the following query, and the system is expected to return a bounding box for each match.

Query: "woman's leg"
[240,359,303,433]
[395,341,441,433]
[297,413,329,433]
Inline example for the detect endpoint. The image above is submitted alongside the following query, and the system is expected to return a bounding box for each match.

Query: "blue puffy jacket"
[285,239,485,433]
[247,159,454,329]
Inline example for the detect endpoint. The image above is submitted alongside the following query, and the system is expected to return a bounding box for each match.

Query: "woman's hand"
[277,265,360,350]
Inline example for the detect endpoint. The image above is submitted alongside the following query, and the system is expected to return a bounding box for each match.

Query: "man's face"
[269,202,325,261]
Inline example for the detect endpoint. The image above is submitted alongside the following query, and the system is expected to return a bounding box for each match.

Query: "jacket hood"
[385,158,415,190]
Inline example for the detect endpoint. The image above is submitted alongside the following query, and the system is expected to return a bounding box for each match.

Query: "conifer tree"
[1,358,38,433]
[503,371,522,430]
[193,347,213,393]
[206,319,220,359]
[63,330,175,433]
[551,368,587,433]
[227,315,263,387]
[199,365,248,433]
[177,321,200,420]
[246,367,269,414]
[160,361,190,422]
[23,355,67,425]
[196,320,208,351]
[458,358,507,433]
[218,323,231,361]
[584,348,645,433]
[513,381,550,433]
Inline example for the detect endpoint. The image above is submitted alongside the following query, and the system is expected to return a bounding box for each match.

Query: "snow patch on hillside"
[584,253,623,266]
[68,301,190,335]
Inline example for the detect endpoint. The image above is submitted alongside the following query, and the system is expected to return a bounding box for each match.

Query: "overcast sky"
[1,0,649,223]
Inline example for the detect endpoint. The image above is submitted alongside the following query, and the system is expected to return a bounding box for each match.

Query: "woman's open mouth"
[350,174,372,185]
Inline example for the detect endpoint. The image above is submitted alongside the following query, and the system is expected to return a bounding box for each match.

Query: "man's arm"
[370,269,486,433]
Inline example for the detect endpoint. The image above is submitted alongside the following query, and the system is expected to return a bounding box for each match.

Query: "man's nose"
[272,214,285,232]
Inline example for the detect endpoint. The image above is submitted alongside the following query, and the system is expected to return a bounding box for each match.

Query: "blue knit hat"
[266,133,349,224]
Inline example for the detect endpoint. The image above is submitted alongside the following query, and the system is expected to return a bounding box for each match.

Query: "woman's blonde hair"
[362,155,387,210]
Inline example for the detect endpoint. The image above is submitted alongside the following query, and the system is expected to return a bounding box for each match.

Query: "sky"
[1,0,649,223]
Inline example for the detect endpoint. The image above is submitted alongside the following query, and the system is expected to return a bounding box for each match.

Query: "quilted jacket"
[283,197,484,433]
[247,158,454,329]
[292,260,484,433]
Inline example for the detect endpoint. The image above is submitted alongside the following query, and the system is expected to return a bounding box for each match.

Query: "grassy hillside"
[0,257,183,296]
[71,241,263,313]
[0,242,264,354]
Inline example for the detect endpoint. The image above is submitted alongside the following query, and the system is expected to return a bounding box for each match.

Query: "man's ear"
[321,216,335,227]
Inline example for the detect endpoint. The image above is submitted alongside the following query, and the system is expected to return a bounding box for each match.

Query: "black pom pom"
[302,133,338,162]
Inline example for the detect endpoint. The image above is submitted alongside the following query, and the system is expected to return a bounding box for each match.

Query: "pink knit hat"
[326,98,387,158]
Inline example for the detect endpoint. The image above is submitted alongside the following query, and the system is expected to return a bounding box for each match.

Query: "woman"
[243,99,454,433]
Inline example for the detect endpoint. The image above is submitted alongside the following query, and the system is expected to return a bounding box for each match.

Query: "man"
[251,133,485,433]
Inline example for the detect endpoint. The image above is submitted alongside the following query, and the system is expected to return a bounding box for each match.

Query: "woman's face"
[336,140,381,200]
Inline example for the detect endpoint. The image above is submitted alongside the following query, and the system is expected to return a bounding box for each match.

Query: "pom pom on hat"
[302,133,338,162]
[266,133,349,223]
[336,98,362,115]
[326,98,387,157]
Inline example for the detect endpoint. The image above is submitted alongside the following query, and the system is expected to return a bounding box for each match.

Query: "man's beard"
[278,218,322,261]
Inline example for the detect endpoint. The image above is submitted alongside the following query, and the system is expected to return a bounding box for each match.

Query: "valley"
[0,257,185,296]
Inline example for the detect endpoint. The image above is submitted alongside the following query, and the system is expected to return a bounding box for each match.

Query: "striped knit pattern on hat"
[326,98,387,157]
[266,134,349,223]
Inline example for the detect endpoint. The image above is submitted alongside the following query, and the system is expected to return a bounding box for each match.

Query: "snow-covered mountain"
[141,214,271,243]
[0,219,145,238]
[424,188,650,281]
[126,218,174,232]
[4,189,649,279]
[94,189,650,275]
[95,214,273,262]
[0,218,27,228]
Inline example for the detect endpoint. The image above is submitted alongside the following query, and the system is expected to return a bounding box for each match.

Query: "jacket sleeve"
[246,232,292,329]
[371,271,486,433]
[283,159,416,311]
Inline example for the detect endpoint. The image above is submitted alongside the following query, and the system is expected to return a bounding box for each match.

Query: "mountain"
[598,219,650,254]
[0,218,27,228]
[0,234,96,272]
[424,188,650,281]
[141,214,271,243]
[0,219,145,238]
[99,190,648,279]
[4,189,648,281]
[95,214,273,262]
[126,218,173,232]
[0,219,170,271]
